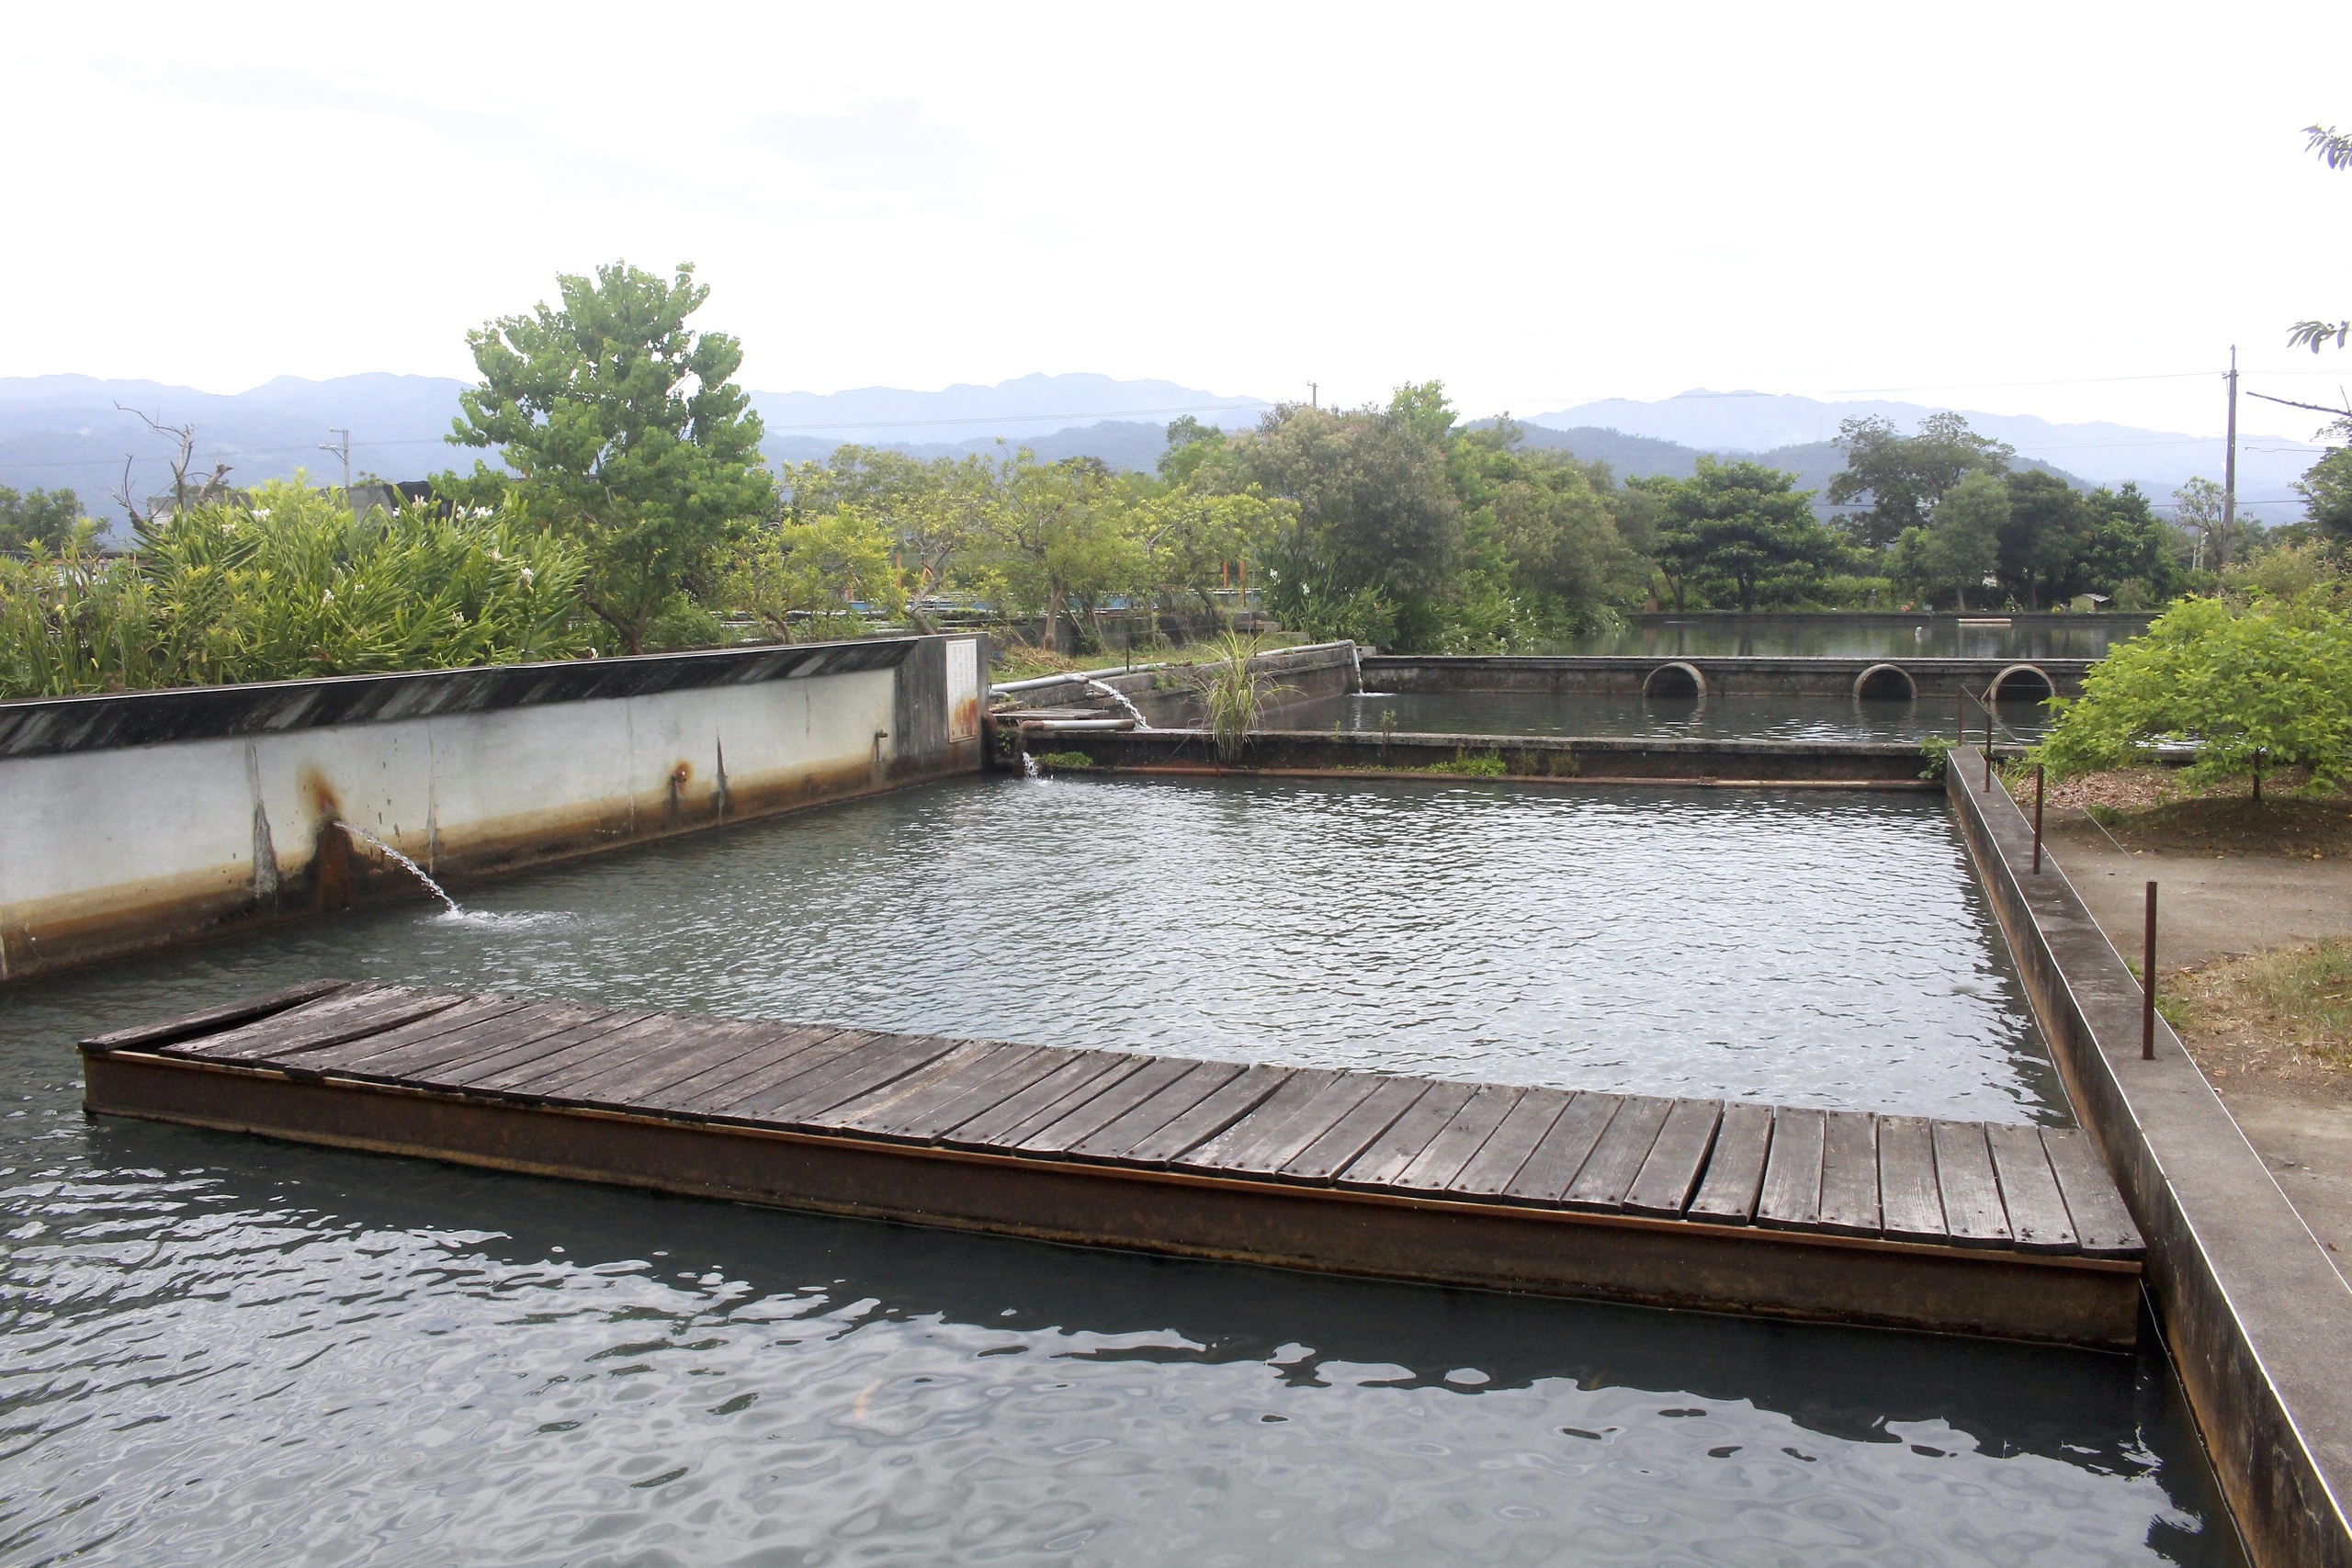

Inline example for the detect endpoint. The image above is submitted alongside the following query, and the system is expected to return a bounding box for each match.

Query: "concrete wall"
[0,635,989,982]
[991,640,1361,728]
[1948,747,2352,1568]
[1363,654,2091,701]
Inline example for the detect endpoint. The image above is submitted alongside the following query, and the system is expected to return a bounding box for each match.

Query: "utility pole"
[2222,348,2238,570]
[1308,382,1318,411]
[321,428,353,494]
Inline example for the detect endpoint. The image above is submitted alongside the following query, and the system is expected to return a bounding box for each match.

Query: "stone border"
[1948,744,2352,1567]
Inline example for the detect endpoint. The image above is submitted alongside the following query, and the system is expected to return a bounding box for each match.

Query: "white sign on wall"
[946,638,980,742]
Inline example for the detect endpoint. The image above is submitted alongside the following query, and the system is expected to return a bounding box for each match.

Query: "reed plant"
[1187,631,1284,762]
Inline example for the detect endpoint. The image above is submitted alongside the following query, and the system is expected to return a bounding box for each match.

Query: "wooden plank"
[1563,1095,1675,1213]
[938,1052,1144,1151]
[1067,1061,1245,1164]
[820,1043,1041,1138]
[1110,1065,1292,1168]
[1334,1080,1477,1190]
[81,979,350,1052]
[458,1014,690,1096]
[863,1048,1081,1144]
[1986,1124,2079,1255]
[1278,1077,1432,1184]
[1500,1092,1622,1207]
[645,1028,865,1115]
[542,1019,823,1106]
[525,1017,786,1101]
[630,1025,847,1111]
[2041,1128,2144,1258]
[1386,1084,1522,1195]
[1194,1074,1382,1176]
[1753,1108,1826,1231]
[1447,1089,1574,1200]
[1877,1115,1947,1245]
[1172,1070,1354,1175]
[1623,1100,1724,1220]
[1012,1056,1208,1156]
[389,1006,645,1089]
[287,996,535,1074]
[1685,1101,1771,1225]
[735,1035,960,1127]
[1931,1122,2013,1248]
[314,1000,604,1083]
[172,985,463,1062]
[1815,1111,1883,1238]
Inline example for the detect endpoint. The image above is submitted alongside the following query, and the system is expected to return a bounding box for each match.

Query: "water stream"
[1083,676,1155,729]
[336,819,463,915]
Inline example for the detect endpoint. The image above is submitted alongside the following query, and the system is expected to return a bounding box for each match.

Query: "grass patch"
[1033,750,1096,771]
[2172,938,2352,1088]
[1428,750,1508,777]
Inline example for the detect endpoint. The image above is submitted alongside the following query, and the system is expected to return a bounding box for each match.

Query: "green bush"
[0,479,591,698]
[1430,750,1508,777]
[2035,587,2352,791]
[1035,750,1095,770]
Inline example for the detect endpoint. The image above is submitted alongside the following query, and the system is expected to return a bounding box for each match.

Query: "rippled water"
[0,778,2239,1564]
[1555,618,2143,660]
[1281,691,2052,744]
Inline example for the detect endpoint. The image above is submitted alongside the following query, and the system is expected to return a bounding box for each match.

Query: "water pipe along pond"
[0,771,2243,1564]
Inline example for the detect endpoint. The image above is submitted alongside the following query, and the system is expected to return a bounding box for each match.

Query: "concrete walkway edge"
[1950,745,2352,1568]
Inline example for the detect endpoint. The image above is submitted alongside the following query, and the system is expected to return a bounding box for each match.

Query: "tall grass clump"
[0,480,592,699]
[1187,631,1284,761]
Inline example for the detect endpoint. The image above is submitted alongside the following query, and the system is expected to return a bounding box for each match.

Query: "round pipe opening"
[1853,663,1917,702]
[1987,663,2055,703]
[1642,661,1706,700]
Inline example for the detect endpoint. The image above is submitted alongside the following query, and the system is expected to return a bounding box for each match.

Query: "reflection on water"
[1284,690,2053,743]
[1556,616,2145,660]
[0,778,2237,1564]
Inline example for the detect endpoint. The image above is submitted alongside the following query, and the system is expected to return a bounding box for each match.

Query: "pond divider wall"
[1012,728,1942,787]
[990,640,1362,728]
[1363,654,2088,701]
[1949,744,2352,1568]
[0,634,990,983]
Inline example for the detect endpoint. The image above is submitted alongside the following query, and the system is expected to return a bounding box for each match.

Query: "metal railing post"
[2143,881,2158,1060]
[2032,763,2045,874]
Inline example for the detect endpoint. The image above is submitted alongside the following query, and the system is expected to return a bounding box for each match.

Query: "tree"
[2296,422,2352,542]
[1895,469,2006,610]
[1826,412,2015,551]
[447,261,773,654]
[2073,483,2186,607]
[1997,469,2089,608]
[780,446,996,632]
[0,487,83,555]
[2171,477,2237,571]
[721,504,902,643]
[2290,124,2350,353]
[974,453,1138,651]
[1654,458,1844,612]
[1233,390,1460,604]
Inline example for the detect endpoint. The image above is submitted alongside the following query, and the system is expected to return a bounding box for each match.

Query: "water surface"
[0,778,2237,1564]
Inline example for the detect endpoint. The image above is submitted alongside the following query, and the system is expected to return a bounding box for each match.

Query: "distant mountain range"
[1526,390,2327,519]
[0,373,2325,534]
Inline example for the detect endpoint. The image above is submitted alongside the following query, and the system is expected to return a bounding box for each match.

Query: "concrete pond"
[0,771,2245,1564]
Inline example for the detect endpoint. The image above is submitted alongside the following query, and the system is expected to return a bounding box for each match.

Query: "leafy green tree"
[1654,458,1845,612]
[781,446,997,633]
[721,503,902,642]
[1894,469,2007,609]
[0,487,84,555]
[1135,484,1289,623]
[446,261,773,654]
[2072,483,2186,607]
[1996,469,2088,607]
[1234,390,1460,607]
[1826,412,2015,550]
[973,453,1139,650]
[2038,589,2352,791]
[2296,423,2352,541]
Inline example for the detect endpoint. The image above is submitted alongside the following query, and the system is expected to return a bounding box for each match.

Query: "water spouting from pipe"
[1082,678,1153,730]
[336,821,463,915]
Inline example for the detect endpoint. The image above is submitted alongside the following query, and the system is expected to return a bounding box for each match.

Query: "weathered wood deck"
[79,980,2145,1347]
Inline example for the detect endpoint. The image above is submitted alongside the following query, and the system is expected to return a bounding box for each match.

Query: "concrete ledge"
[1948,746,2352,1567]
[1016,728,1943,786]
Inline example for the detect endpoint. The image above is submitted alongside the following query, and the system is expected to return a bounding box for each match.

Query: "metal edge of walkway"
[80,983,2143,1351]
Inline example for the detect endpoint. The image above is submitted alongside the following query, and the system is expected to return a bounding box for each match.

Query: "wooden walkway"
[80,980,2146,1347]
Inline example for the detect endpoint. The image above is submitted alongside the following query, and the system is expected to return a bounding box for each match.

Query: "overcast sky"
[6,3,2349,440]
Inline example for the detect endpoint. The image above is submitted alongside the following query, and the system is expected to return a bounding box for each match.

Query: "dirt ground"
[2042,783,2352,1281]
